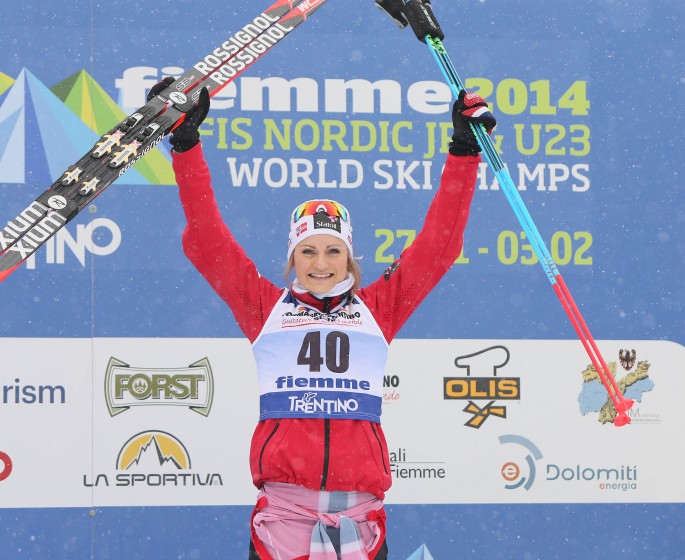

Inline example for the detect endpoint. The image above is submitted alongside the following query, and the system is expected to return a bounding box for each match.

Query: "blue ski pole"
[376,0,633,426]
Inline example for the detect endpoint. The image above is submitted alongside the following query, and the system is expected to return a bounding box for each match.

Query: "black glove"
[375,0,444,42]
[147,76,176,101]
[147,77,210,153]
[375,0,408,28]
[449,89,497,157]
[168,87,210,153]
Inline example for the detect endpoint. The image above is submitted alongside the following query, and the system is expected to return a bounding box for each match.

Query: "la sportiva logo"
[443,345,521,428]
[117,430,190,470]
[83,430,223,488]
[0,451,12,482]
[104,357,214,417]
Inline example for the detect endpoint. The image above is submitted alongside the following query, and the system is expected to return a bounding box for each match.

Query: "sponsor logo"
[275,376,370,391]
[1,377,66,405]
[287,392,360,415]
[443,345,520,428]
[499,434,543,491]
[2,211,67,260]
[389,447,447,480]
[83,430,223,488]
[47,195,68,210]
[0,202,48,250]
[104,357,214,417]
[0,451,12,482]
[499,434,639,493]
[199,23,295,87]
[578,348,656,425]
[546,463,638,492]
[168,92,187,105]
[193,12,280,77]
[313,214,342,233]
[382,374,401,403]
[281,306,362,328]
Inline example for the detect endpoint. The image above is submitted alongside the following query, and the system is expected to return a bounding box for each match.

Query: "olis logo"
[443,345,521,428]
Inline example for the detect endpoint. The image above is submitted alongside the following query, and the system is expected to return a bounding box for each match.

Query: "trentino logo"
[443,345,521,428]
[104,357,215,417]
[0,68,174,185]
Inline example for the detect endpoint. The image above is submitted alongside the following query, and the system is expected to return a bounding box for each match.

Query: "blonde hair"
[285,250,361,297]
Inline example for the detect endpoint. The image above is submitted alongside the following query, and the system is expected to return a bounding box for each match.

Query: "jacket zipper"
[320,419,331,490]
[371,422,389,475]
[259,422,280,474]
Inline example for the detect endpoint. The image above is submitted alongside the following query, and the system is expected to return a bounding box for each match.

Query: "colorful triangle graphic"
[51,70,175,185]
[0,68,148,185]
[406,544,435,560]
[0,71,14,96]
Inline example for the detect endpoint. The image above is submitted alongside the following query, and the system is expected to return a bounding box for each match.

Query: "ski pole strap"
[375,0,444,41]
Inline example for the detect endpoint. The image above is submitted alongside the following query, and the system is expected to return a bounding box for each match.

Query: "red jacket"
[172,144,478,499]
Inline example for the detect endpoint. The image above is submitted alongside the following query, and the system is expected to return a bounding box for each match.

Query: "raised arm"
[359,90,496,342]
[160,82,282,342]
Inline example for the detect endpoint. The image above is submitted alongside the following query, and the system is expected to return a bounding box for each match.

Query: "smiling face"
[292,234,350,295]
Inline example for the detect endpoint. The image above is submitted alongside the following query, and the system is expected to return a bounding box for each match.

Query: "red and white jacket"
[172,144,478,500]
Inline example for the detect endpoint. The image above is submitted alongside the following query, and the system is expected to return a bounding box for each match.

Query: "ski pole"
[376,0,634,426]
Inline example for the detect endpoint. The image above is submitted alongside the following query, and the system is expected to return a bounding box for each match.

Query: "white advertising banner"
[382,339,681,504]
[0,338,682,508]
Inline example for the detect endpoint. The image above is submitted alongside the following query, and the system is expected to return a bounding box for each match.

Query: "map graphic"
[578,353,654,424]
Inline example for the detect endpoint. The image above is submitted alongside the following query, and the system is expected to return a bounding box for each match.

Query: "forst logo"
[104,357,214,417]
[443,345,521,428]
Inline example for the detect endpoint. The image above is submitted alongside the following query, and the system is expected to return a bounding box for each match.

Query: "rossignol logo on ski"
[47,196,68,210]
[195,22,296,86]
[194,12,284,79]
[168,92,187,105]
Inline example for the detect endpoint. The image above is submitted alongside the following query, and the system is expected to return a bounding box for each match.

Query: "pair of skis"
[378,0,634,425]
[0,0,329,282]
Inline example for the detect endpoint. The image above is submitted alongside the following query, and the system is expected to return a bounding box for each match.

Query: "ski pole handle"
[375,0,444,41]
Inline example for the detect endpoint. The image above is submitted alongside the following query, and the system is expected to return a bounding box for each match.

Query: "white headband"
[287,201,353,260]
